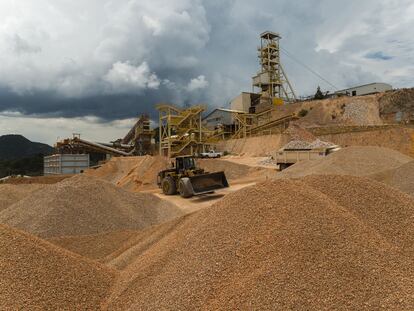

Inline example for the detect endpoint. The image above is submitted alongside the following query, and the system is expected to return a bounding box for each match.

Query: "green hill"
[0,135,53,160]
[0,135,53,178]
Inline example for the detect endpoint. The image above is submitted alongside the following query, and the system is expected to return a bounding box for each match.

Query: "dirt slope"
[104,176,414,310]
[276,146,412,179]
[0,175,183,238]
[0,224,115,310]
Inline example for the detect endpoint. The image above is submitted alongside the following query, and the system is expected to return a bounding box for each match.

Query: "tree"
[314,86,324,100]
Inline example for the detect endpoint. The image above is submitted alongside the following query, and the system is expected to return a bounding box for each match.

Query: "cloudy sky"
[0,0,413,144]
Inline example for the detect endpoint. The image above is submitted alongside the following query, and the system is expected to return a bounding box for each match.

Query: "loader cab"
[175,156,196,173]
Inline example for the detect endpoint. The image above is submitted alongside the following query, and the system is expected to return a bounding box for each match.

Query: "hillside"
[0,134,53,160]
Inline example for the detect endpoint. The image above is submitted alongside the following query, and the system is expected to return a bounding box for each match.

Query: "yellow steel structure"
[252,31,296,103]
[157,103,211,158]
[231,110,298,139]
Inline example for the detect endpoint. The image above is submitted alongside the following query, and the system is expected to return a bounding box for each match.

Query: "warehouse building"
[336,82,392,97]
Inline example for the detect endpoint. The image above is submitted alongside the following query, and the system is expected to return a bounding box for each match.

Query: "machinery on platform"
[157,156,229,198]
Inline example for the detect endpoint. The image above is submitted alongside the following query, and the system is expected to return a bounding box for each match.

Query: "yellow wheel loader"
[157,156,229,198]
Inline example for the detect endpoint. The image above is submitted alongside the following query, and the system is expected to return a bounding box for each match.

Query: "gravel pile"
[276,146,412,179]
[0,184,44,212]
[104,176,414,310]
[0,175,183,238]
[49,230,139,261]
[370,161,414,197]
[0,224,115,310]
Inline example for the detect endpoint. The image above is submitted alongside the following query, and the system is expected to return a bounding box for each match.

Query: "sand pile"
[0,184,44,212]
[276,146,412,179]
[0,175,182,238]
[87,155,168,191]
[0,224,115,310]
[104,176,414,310]
[370,161,414,197]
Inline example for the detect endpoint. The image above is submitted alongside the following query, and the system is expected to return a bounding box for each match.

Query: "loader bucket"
[188,171,229,195]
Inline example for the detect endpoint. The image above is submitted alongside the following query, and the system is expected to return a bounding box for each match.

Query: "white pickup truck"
[199,150,223,158]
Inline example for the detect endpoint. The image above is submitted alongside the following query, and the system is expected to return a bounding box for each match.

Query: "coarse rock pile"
[103,176,414,310]
[281,138,336,150]
[0,224,115,310]
[370,161,414,197]
[276,146,412,179]
[342,100,382,125]
[0,184,44,212]
[0,175,183,238]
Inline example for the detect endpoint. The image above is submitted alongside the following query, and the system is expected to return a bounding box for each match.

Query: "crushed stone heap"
[0,175,183,238]
[0,224,115,310]
[104,175,414,310]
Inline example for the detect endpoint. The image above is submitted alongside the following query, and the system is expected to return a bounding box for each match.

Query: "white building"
[336,82,392,97]
[44,154,90,175]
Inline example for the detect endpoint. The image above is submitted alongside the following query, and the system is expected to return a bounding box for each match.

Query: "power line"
[280,47,339,91]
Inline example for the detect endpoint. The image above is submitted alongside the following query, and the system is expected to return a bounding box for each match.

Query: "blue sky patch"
[365,51,394,60]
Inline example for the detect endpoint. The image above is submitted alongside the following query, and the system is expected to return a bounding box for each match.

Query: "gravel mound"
[0,224,115,310]
[104,176,414,310]
[0,175,183,238]
[0,184,44,212]
[49,230,139,261]
[276,146,412,178]
[301,175,414,257]
[370,161,414,197]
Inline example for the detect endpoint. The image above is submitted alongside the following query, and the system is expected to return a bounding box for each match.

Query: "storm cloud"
[0,0,413,142]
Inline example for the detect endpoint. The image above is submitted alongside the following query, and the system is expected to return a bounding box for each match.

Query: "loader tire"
[162,176,177,195]
[178,178,193,198]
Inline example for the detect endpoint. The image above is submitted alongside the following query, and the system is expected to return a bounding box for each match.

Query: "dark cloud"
[0,0,412,123]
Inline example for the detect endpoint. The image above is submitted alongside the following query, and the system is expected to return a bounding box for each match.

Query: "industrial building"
[230,92,261,113]
[202,108,245,130]
[336,82,392,97]
[44,154,89,175]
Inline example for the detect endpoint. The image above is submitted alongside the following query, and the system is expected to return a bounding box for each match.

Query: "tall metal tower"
[252,31,296,103]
